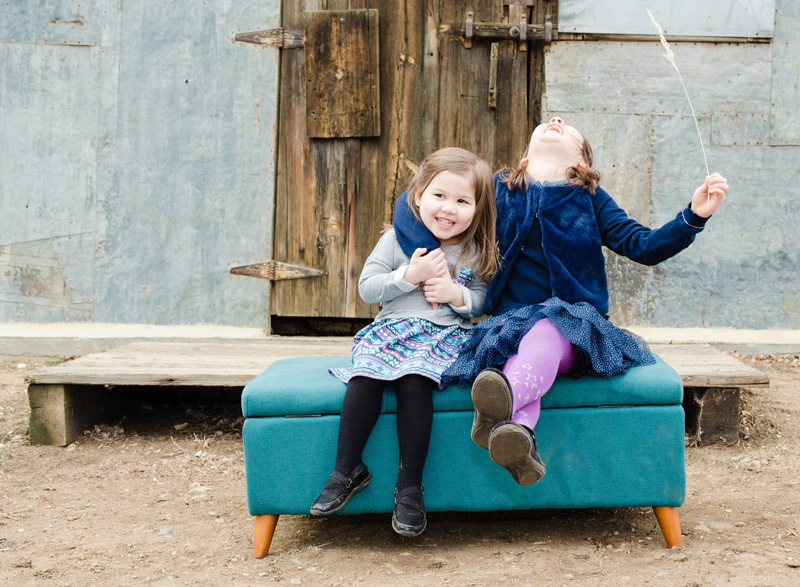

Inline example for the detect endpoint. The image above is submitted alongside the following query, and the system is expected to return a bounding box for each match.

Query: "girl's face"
[414,170,476,246]
[525,117,585,170]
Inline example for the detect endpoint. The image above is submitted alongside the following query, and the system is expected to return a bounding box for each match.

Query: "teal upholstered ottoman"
[242,355,686,556]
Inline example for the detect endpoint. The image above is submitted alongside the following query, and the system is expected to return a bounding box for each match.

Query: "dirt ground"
[1,352,798,587]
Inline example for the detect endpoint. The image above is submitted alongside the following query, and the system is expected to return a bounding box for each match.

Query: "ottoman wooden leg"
[652,506,683,548]
[254,514,280,558]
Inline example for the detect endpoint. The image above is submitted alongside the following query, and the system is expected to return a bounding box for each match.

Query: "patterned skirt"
[441,297,655,388]
[329,317,472,389]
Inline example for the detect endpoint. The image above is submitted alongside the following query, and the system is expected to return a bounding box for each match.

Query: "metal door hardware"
[235,27,304,48]
[231,261,325,281]
[461,12,554,48]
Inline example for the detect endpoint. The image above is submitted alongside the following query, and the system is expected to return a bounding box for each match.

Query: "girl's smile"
[414,171,476,246]
[544,122,565,134]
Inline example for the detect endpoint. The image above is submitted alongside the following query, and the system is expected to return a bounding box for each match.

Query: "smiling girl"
[311,147,499,537]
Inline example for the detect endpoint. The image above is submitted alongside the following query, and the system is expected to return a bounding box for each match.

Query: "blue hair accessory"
[457,267,476,287]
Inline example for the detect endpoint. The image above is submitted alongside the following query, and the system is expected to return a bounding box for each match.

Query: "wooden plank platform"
[27,340,355,387]
[26,341,768,446]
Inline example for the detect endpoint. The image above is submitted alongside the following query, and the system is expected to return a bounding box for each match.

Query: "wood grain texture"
[27,340,354,387]
[305,9,380,138]
[28,384,100,446]
[650,344,769,388]
[26,342,768,389]
[683,386,742,445]
[273,0,427,320]
[495,4,530,167]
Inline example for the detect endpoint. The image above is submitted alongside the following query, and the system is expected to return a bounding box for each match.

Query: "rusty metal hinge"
[235,28,304,48]
[230,261,325,281]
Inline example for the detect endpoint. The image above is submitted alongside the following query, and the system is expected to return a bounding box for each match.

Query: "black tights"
[334,375,434,491]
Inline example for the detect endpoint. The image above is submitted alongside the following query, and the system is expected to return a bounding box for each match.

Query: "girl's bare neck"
[525,161,568,183]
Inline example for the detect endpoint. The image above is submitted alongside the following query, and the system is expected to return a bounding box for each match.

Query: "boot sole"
[392,512,427,537]
[488,425,545,486]
[309,470,372,516]
[471,370,513,449]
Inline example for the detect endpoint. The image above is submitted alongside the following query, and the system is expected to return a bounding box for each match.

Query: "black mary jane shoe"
[391,485,427,537]
[470,368,514,449]
[488,421,546,486]
[310,462,372,516]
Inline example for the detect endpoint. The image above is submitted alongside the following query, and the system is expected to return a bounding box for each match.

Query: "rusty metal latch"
[235,28,304,48]
[231,261,325,281]
[460,10,554,47]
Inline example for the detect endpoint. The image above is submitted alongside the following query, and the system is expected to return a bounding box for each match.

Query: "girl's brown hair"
[406,147,500,283]
[500,132,601,195]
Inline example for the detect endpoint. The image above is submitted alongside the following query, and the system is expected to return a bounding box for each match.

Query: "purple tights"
[502,319,581,430]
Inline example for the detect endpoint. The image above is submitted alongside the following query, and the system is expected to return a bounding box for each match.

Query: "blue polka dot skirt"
[441,297,655,388]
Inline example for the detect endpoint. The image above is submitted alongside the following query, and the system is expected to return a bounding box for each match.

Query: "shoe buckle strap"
[330,469,354,488]
[394,484,424,501]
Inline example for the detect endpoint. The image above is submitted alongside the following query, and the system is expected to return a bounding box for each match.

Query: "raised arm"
[594,173,728,266]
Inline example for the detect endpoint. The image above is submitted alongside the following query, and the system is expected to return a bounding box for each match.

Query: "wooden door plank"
[274,0,349,318]
[438,1,504,167]
[305,9,380,137]
[496,4,531,167]
[273,0,427,320]
[274,0,318,315]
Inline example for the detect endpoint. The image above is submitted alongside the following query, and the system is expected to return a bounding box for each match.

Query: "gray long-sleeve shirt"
[359,229,488,329]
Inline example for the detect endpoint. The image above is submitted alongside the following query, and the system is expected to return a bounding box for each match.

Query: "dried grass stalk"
[647,8,710,179]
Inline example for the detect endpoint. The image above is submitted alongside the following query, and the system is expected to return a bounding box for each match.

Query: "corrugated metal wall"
[1,1,797,329]
[0,0,280,327]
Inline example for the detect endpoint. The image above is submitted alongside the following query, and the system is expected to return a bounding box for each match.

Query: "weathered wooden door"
[243,1,555,331]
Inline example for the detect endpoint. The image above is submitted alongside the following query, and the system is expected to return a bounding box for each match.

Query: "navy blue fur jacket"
[393,174,709,316]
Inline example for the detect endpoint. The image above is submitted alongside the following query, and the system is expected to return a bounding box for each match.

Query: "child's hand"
[691,172,729,218]
[422,276,464,307]
[404,248,447,285]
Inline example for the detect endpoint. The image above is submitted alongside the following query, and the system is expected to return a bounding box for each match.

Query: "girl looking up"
[394,117,729,487]
[311,147,499,537]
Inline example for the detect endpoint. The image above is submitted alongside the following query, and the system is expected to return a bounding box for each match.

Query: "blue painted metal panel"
[92,2,280,326]
[559,0,775,38]
[545,41,772,117]
[647,124,800,329]
[770,0,800,145]
[0,0,280,326]
[0,0,102,45]
[0,42,101,319]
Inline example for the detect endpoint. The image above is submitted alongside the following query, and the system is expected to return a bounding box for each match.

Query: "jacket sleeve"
[449,275,488,320]
[594,189,709,266]
[358,231,418,304]
[393,191,441,257]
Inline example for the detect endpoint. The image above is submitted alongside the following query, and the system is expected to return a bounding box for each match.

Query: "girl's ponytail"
[566,138,601,195]
[498,164,531,193]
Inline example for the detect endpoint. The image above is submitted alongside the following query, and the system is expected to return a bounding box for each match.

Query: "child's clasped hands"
[404,247,464,308]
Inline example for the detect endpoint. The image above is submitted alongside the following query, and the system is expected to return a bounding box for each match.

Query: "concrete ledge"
[626,327,800,355]
[2,323,800,358]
